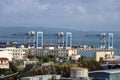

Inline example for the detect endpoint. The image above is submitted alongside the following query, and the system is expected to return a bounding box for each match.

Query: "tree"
[28,54,34,59]
[0,69,10,75]
[48,55,55,59]
[78,56,87,62]
[43,57,49,62]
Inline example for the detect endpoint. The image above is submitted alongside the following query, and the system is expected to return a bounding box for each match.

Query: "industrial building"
[0,47,28,60]
[21,75,61,80]
[71,54,81,61]
[0,31,115,63]
[0,58,9,69]
[89,69,120,80]
[0,50,13,61]
[93,51,114,62]
[103,56,120,64]
[29,48,77,59]
[70,67,89,78]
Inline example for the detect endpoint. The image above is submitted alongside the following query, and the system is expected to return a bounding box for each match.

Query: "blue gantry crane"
[84,33,114,49]
[11,31,72,49]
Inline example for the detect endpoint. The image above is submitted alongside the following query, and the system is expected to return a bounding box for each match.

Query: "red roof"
[0,58,8,61]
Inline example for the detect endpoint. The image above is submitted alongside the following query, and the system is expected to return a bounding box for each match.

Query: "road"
[0,63,36,80]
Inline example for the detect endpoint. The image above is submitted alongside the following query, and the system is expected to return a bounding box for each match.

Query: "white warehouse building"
[0,47,28,60]
[29,48,77,59]
[0,50,13,61]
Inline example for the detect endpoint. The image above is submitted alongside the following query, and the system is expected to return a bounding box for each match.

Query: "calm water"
[73,38,120,56]
[0,37,120,55]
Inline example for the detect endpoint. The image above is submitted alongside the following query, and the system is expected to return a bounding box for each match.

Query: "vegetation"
[37,55,56,63]
[13,60,24,67]
[13,54,102,78]
[19,60,102,77]
[28,54,34,59]
[43,57,49,62]
[78,56,88,62]
[48,55,55,59]
[0,69,11,75]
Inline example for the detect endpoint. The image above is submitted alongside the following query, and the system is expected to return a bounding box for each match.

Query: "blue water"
[0,37,120,55]
[73,38,120,56]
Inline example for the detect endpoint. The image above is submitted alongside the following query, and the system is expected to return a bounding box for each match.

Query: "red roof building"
[0,57,9,69]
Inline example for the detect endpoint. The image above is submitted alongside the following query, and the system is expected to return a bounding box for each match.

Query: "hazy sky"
[0,0,120,31]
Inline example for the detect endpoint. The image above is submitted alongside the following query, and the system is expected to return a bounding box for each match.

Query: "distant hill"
[0,26,79,33]
[0,27,85,39]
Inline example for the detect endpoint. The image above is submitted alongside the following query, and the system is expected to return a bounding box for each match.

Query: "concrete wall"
[30,49,77,58]
[0,47,28,60]
[93,51,114,62]
[109,73,120,80]
[0,58,9,69]
[89,72,120,80]
[70,67,88,78]
[0,51,13,61]
[89,72,109,80]
[21,75,61,80]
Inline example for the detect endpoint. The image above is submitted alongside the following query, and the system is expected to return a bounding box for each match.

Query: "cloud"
[77,6,86,14]
[37,4,49,10]
[64,4,87,16]
[64,4,75,15]
[0,0,120,31]
[0,0,49,15]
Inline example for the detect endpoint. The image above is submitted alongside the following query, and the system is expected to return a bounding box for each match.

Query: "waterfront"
[0,31,119,80]
[0,37,119,55]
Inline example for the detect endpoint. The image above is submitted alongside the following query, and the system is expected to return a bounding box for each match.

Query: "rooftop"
[89,69,120,74]
[0,58,8,61]
[71,67,87,70]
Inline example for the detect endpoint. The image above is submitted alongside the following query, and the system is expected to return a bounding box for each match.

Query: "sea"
[0,36,120,56]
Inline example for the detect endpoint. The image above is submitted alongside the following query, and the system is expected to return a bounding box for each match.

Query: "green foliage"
[48,55,55,59]
[28,54,34,59]
[99,57,103,63]
[38,55,56,63]
[78,56,87,62]
[43,57,49,62]
[0,69,10,75]
[13,60,24,66]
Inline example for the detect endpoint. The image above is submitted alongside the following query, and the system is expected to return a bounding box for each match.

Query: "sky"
[0,0,120,31]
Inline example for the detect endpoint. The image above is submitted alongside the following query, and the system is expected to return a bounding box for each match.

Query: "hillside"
[20,61,102,77]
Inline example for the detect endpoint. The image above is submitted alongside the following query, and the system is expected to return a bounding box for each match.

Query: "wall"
[0,59,9,69]
[1,47,28,60]
[33,49,77,58]
[0,50,13,61]
[89,72,109,80]
[93,51,114,62]
[70,67,88,78]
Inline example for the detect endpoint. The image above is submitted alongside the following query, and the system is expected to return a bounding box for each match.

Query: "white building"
[21,75,61,80]
[0,50,13,61]
[71,54,81,61]
[70,67,88,78]
[0,58,9,69]
[32,49,77,58]
[103,56,120,64]
[89,69,120,80]
[0,47,28,60]
[93,51,114,62]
